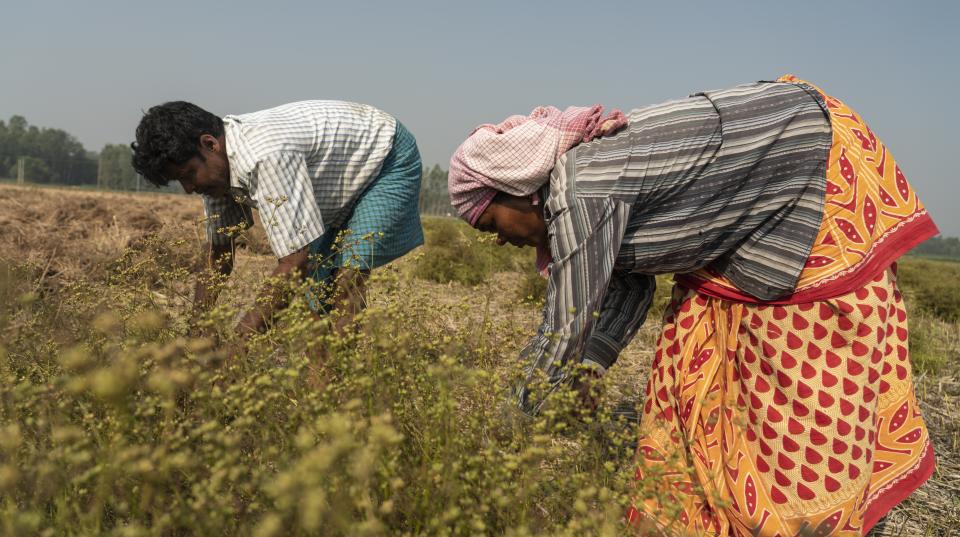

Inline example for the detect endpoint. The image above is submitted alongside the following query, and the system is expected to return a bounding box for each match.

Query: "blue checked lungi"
[307,122,424,306]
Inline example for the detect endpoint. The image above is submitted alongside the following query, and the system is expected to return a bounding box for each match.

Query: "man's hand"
[234,246,311,335]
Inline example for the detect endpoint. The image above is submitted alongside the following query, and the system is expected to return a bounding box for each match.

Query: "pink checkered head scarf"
[448,104,627,225]
[447,104,627,274]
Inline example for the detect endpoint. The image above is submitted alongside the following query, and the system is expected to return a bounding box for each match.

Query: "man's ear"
[199,133,221,154]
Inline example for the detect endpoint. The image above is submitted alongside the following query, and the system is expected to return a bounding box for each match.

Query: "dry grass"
[872,311,960,536]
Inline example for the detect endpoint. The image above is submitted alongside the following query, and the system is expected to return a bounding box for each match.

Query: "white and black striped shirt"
[202,100,397,258]
[518,81,832,412]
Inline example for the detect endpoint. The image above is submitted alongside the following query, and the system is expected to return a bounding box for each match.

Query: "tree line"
[5,114,958,233]
[0,115,97,185]
[1,114,456,213]
[419,164,454,216]
[0,115,159,191]
[911,236,960,260]
[1,115,456,210]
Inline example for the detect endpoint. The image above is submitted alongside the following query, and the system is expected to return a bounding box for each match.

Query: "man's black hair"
[131,101,224,187]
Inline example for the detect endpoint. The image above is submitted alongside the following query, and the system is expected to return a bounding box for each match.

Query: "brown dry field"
[0,183,957,535]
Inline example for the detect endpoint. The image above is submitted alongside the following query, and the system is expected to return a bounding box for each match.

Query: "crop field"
[0,183,957,536]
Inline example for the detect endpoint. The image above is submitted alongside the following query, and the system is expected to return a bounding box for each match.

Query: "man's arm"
[235,246,311,336]
[231,151,326,335]
[192,194,252,322]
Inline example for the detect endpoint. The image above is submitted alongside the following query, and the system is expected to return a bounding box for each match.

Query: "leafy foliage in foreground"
[3,215,956,536]
[0,235,678,536]
[414,217,533,286]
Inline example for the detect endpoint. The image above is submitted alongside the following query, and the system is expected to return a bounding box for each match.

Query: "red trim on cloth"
[676,212,939,305]
[862,441,936,534]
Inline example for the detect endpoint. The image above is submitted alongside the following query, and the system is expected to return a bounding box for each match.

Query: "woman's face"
[474,194,548,248]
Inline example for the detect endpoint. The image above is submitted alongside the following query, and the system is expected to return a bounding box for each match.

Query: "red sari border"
[863,440,936,533]
[676,211,939,305]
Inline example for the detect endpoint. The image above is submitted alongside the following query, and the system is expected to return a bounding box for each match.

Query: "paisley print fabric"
[679,76,938,304]
[628,267,934,535]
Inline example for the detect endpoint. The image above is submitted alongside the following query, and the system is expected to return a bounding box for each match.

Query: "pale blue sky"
[2,0,958,235]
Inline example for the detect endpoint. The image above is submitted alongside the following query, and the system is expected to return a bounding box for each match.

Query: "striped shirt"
[519,81,832,410]
[202,101,397,258]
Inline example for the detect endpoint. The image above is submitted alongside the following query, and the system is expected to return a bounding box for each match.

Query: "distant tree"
[21,156,52,182]
[99,144,139,190]
[0,119,7,176]
[419,164,453,216]
[0,117,23,176]
[911,236,960,259]
[38,127,92,184]
[0,115,96,184]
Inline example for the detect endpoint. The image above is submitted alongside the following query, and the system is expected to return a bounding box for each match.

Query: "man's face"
[163,134,230,198]
[474,194,547,248]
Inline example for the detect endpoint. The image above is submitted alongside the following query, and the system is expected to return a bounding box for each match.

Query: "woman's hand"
[571,367,604,415]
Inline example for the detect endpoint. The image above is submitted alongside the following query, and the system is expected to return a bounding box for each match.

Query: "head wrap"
[448,105,627,275]
[448,105,627,225]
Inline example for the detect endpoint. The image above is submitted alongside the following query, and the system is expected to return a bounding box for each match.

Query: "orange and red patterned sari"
[629,77,937,536]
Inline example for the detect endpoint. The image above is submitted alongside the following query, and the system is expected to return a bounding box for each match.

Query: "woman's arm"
[516,189,633,413]
[581,271,656,371]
